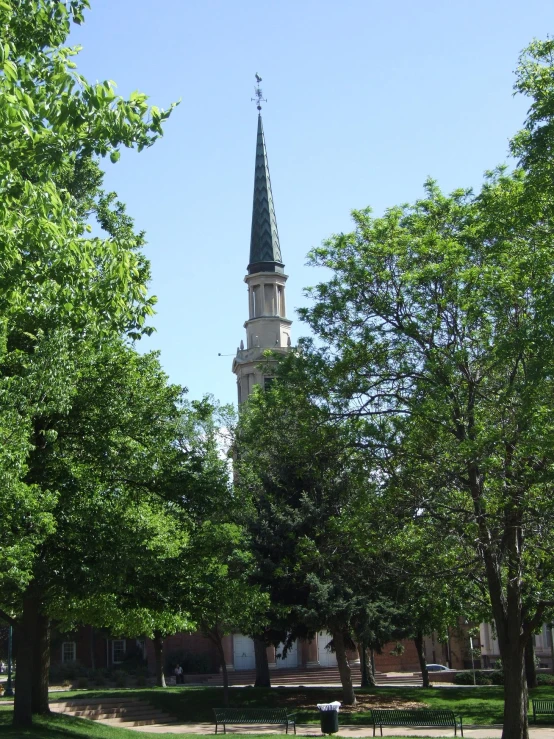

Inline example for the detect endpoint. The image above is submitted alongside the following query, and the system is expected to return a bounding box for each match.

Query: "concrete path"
[126,723,554,737]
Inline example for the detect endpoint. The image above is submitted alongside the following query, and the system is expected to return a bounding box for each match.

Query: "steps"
[203,666,422,687]
[51,697,178,727]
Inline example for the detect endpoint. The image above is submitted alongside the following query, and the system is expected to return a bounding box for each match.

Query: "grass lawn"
[0,709,310,738]
[0,685,551,737]
[42,684,554,725]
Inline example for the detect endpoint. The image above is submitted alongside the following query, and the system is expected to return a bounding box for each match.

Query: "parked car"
[426,663,452,671]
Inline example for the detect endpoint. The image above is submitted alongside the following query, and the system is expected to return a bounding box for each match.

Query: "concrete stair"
[51,697,178,727]
[203,666,423,687]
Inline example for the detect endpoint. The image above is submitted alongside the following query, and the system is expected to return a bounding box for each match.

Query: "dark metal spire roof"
[248,114,284,274]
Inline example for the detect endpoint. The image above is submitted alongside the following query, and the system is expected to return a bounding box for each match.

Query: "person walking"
[174,663,184,684]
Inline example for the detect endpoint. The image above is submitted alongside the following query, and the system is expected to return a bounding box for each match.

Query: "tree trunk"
[359,642,368,688]
[332,629,356,705]
[90,627,96,671]
[358,641,375,687]
[525,638,537,690]
[470,460,528,739]
[501,639,528,739]
[31,609,50,714]
[14,593,39,727]
[370,648,376,683]
[153,632,166,688]
[414,631,430,688]
[212,630,230,706]
[550,625,554,676]
[254,637,271,688]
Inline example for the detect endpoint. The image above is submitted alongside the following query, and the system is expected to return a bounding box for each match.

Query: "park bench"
[531,700,554,723]
[369,709,463,736]
[213,707,297,735]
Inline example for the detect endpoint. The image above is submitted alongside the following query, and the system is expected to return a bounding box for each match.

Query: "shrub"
[454,671,474,685]
[136,674,147,686]
[62,664,77,680]
[113,670,127,687]
[49,665,63,684]
[537,673,554,686]
[454,670,493,685]
[76,677,88,689]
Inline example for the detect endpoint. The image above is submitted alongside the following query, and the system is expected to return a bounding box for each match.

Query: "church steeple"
[232,81,292,405]
[248,114,284,274]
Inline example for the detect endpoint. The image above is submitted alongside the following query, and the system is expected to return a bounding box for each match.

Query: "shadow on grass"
[48,685,508,726]
[0,710,141,738]
[9,683,551,734]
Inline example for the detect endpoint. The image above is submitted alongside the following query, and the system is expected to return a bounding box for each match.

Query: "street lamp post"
[4,626,13,697]
[469,635,476,686]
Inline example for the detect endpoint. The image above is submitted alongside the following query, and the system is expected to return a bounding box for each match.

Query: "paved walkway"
[125,724,554,736]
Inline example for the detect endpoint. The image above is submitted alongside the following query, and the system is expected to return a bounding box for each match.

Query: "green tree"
[236,381,392,705]
[297,39,554,739]
[0,1,175,726]
[0,0,174,605]
[186,521,270,705]
[4,340,189,724]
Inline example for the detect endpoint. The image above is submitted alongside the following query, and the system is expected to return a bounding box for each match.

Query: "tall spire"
[233,77,292,404]
[248,112,283,274]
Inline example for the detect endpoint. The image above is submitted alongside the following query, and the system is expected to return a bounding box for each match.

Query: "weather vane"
[252,73,267,111]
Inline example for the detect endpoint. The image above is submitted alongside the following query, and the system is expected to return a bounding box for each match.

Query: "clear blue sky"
[69,0,553,407]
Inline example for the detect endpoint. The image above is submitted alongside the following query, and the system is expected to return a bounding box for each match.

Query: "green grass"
[0,684,552,737]
[0,709,318,738]
[44,684,554,725]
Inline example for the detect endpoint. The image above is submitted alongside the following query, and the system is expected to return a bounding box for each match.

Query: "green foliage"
[294,36,554,731]
[235,377,401,665]
[0,0,178,621]
[537,674,554,686]
[454,671,493,686]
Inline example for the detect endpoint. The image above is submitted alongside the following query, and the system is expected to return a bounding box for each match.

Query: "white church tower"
[232,81,292,403]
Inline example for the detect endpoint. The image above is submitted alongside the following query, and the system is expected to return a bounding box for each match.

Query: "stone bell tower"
[232,82,292,404]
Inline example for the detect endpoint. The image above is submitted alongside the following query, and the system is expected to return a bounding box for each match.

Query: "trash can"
[317,702,341,735]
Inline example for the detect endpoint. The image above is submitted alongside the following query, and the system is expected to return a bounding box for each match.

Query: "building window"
[62,642,76,663]
[253,285,261,317]
[264,377,274,391]
[112,639,126,664]
[277,286,284,316]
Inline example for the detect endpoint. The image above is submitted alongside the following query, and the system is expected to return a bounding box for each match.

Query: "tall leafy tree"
[236,381,392,705]
[297,39,554,739]
[0,1,175,726]
[6,341,189,724]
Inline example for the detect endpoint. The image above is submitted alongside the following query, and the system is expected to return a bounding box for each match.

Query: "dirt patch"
[333,695,428,714]
[274,690,427,714]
